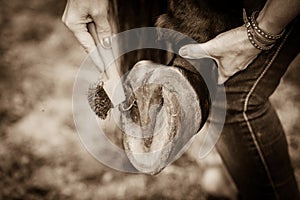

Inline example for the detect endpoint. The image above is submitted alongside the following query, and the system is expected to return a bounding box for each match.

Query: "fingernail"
[179,47,188,57]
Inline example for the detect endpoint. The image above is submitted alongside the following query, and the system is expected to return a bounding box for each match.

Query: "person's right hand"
[62,0,125,104]
[62,0,118,74]
[62,0,111,54]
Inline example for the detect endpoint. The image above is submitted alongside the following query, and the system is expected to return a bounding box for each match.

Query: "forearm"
[257,0,300,34]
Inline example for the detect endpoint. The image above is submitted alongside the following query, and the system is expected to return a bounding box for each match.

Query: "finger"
[217,56,256,85]
[88,20,116,78]
[74,24,107,71]
[73,28,96,53]
[88,22,120,82]
[90,0,111,39]
[62,3,95,52]
[179,38,221,58]
[62,1,105,71]
[89,1,120,79]
[91,13,114,69]
[66,19,104,70]
[87,22,101,45]
[179,42,225,84]
[61,0,70,23]
[87,22,106,73]
[179,44,208,59]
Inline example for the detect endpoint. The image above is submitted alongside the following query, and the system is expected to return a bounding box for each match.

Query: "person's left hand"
[179,26,261,84]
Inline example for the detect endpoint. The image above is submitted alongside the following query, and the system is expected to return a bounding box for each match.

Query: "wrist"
[243,9,285,51]
[256,11,285,35]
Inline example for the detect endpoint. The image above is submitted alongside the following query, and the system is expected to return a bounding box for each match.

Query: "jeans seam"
[242,30,291,200]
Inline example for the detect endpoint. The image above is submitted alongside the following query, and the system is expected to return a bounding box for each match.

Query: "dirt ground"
[0,1,299,200]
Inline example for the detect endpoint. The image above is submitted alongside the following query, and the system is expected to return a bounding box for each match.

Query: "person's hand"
[62,0,113,71]
[179,26,261,84]
[62,0,110,53]
[62,0,125,105]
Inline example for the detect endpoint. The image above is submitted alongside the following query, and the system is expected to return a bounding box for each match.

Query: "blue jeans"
[215,19,300,200]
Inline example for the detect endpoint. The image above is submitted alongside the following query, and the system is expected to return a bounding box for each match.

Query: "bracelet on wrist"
[243,9,285,51]
[250,11,285,40]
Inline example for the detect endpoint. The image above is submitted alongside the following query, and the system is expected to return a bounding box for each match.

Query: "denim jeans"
[215,19,300,200]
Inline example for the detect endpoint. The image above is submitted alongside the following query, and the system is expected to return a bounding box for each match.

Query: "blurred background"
[0,0,299,199]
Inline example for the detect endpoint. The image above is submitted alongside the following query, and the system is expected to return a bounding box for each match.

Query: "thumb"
[179,42,212,59]
[179,42,228,85]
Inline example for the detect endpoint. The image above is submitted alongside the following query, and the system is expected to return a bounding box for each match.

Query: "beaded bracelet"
[243,9,285,51]
[250,11,285,40]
